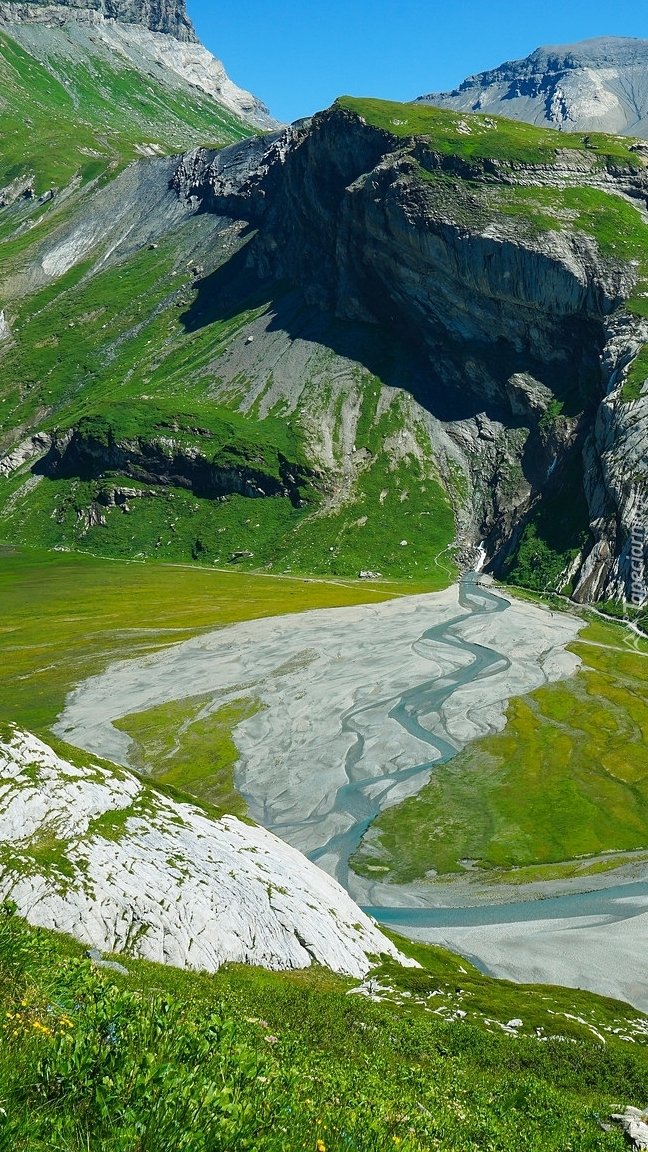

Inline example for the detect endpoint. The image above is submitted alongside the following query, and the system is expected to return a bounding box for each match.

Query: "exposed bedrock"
[175,109,648,600]
[37,428,311,505]
[0,0,197,39]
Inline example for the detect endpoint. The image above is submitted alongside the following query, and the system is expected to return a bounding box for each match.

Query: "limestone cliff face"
[174,108,648,601]
[2,0,197,39]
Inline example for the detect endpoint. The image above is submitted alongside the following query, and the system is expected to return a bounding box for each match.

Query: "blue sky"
[187,0,648,125]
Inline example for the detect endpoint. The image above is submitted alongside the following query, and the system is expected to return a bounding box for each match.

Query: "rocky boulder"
[0,726,416,977]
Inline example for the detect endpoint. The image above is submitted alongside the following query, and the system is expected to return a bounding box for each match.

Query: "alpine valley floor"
[50,572,648,1009]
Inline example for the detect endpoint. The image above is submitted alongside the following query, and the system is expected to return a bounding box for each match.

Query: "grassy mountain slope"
[0,26,252,263]
[0,204,458,579]
[0,905,644,1150]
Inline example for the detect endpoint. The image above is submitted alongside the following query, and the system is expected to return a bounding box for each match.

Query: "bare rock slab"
[0,727,415,978]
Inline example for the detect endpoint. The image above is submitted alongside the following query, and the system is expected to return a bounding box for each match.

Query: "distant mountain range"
[417,37,648,138]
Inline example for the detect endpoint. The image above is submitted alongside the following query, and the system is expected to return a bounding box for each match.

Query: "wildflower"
[264,1034,279,1044]
[316,1142,326,1152]
[32,1021,52,1035]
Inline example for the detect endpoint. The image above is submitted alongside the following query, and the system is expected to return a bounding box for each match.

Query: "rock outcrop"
[0,726,415,977]
[417,37,648,139]
[171,106,648,602]
[1,0,197,40]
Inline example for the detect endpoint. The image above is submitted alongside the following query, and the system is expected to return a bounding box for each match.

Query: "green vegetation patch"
[352,616,648,881]
[0,905,644,1150]
[276,387,457,581]
[0,545,426,736]
[622,343,648,402]
[492,185,648,314]
[337,96,643,166]
[113,695,260,816]
[505,452,591,594]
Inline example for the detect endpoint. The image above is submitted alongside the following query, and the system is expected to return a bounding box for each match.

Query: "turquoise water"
[307,574,511,889]
[366,879,648,929]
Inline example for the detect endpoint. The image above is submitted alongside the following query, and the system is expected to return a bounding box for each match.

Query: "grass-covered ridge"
[338,98,648,323]
[0,905,644,1150]
[337,95,646,166]
[351,613,648,884]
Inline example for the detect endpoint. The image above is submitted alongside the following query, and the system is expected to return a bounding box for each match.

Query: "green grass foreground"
[0,907,643,1152]
[352,613,648,883]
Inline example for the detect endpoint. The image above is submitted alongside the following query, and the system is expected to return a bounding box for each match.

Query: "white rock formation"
[0,726,414,977]
[96,20,280,129]
[611,1108,648,1151]
[0,433,51,477]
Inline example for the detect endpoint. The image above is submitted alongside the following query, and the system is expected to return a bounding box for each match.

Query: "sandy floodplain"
[394,894,648,1014]
[54,579,648,1008]
[55,580,580,882]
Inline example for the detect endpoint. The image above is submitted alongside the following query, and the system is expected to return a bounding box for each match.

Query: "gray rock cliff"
[1,0,197,38]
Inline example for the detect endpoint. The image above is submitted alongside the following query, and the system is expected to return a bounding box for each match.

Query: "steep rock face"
[174,108,648,599]
[0,726,414,976]
[1,0,197,39]
[417,37,648,139]
[578,312,648,602]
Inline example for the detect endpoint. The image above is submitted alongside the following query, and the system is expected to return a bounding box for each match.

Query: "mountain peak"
[417,35,648,138]
[2,0,197,41]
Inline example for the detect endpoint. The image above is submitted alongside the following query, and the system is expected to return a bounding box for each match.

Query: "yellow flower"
[32,1021,52,1035]
[316,1141,326,1152]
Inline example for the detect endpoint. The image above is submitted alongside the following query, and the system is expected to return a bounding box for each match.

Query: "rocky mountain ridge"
[171,104,648,602]
[418,36,648,139]
[1,0,197,40]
